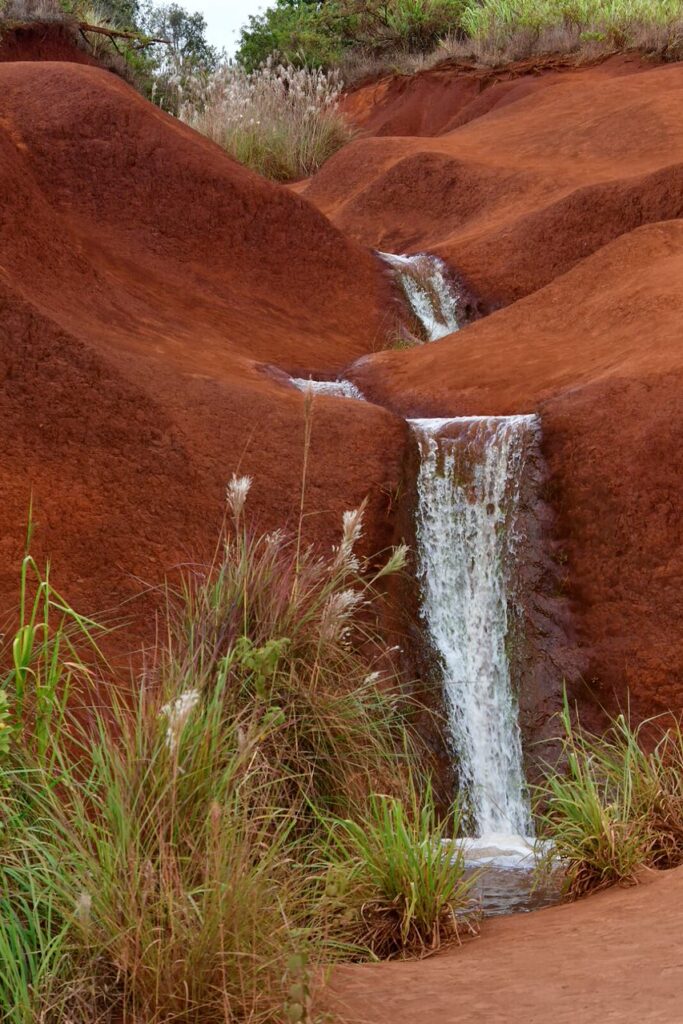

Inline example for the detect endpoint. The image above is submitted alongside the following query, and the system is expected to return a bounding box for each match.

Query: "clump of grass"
[0,487,440,1021]
[3,678,305,1023]
[317,779,478,959]
[178,59,354,181]
[536,695,683,899]
[163,476,412,819]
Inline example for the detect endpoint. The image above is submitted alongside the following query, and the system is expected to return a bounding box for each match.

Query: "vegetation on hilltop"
[0,0,219,107]
[4,0,682,182]
[237,0,683,76]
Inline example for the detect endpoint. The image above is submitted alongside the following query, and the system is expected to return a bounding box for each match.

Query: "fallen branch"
[78,22,170,48]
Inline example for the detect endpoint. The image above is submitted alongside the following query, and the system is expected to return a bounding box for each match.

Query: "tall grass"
[179,60,353,181]
[460,0,683,61]
[0,485,475,1021]
[341,0,683,79]
[536,696,683,899]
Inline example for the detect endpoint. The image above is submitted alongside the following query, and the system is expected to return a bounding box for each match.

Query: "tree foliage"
[236,0,468,72]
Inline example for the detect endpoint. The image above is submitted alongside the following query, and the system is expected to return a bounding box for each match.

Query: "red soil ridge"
[302,56,683,716]
[0,61,405,634]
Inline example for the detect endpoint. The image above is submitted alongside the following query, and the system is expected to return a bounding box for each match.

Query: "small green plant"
[536,694,683,898]
[318,778,478,959]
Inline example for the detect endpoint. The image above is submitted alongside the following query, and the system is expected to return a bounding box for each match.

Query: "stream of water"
[410,415,536,837]
[410,415,555,915]
[379,251,461,341]
[285,262,557,915]
[290,377,365,400]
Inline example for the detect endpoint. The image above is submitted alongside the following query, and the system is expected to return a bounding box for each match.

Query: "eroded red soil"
[1,32,682,1021]
[303,57,683,717]
[323,866,683,1024]
[0,61,406,634]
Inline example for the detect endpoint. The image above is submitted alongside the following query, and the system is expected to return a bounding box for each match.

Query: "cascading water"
[290,377,365,400]
[409,415,538,838]
[379,251,461,342]
[284,358,558,912]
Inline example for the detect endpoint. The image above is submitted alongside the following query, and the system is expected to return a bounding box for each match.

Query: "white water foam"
[290,377,365,400]
[409,415,539,837]
[379,251,461,342]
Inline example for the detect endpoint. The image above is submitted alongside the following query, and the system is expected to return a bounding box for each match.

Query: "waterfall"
[291,377,365,400]
[379,251,461,342]
[410,415,539,838]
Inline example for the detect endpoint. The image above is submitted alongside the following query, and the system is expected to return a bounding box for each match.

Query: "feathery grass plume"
[226,473,252,522]
[178,59,354,182]
[160,687,201,753]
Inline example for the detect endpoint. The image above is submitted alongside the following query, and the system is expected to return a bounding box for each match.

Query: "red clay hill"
[0,44,680,721]
[0,58,406,630]
[302,56,683,719]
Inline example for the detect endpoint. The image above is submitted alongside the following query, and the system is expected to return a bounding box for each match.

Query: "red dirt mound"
[0,61,406,631]
[300,58,683,716]
[305,58,683,308]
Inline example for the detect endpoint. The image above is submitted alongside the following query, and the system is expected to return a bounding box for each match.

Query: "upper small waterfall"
[291,377,365,400]
[379,251,461,342]
[410,415,539,837]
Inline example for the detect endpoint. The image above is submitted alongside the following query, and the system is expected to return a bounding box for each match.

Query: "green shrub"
[236,0,468,72]
[237,0,344,72]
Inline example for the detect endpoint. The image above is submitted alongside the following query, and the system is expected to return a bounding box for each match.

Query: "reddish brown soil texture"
[0,61,406,633]
[306,57,683,308]
[301,59,683,718]
[323,865,683,1024]
[0,22,97,64]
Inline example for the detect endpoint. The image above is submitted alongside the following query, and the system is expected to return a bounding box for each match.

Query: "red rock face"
[0,23,98,65]
[0,61,405,637]
[303,60,683,717]
[0,50,680,720]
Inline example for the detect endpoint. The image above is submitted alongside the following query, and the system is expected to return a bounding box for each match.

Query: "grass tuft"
[536,694,683,899]
[317,778,478,959]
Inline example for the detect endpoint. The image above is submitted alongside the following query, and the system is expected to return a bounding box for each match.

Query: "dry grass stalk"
[178,58,354,181]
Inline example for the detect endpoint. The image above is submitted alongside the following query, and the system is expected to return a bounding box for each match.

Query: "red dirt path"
[323,866,683,1024]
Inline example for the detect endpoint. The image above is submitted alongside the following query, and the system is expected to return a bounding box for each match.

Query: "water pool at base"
[458,834,563,917]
